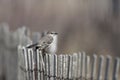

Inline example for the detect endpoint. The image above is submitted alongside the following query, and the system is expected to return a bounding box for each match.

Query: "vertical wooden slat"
[57,55,63,79]
[22,47,29,80]
[49,54,54,80]
[68,55,73,80]
[28,49,33,80]
[67,55,70,79]
[44,54,47,80]
[62,55,65,79]
[48,54,50,80]
[77,52,81,79]
[72,53,78,80]
[31,48,35,80]
[112,58,120,80]
[91,54,97,80]
[82,52,86,79]
[97,55,104,80]
[86,56,90,80]
[45,54,49,80]
[36,49,40,80]
[54,54,57,80]
[62,55,68,79]
[104,55,112,80]
[39,50,45,80]
[67,55,70,80]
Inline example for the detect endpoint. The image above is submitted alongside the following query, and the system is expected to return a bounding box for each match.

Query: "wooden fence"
[18,45,120,80]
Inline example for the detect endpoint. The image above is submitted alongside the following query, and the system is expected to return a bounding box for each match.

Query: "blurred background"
[0,0,120,56]
[0,0,120,80]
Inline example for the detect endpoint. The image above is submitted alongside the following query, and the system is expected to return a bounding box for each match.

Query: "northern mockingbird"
[27,31,58,54]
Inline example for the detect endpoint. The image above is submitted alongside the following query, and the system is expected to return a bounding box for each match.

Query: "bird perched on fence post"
[27,31,58,71]
[27,31,58,55]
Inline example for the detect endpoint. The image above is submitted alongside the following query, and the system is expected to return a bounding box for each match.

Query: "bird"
[27,31,58,54]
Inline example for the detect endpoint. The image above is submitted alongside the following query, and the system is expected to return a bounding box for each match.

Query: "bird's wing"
[26,43,38,48]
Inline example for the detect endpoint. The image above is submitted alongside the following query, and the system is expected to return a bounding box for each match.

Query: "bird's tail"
[26,43,38,48]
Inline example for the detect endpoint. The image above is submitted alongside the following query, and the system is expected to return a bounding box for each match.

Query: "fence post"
[91,54,97,80]
[112,58,120,80]
[104,55,112,80]
[97,55,105,80]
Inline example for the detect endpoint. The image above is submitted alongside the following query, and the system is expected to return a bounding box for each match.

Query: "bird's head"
[47,31,58,37]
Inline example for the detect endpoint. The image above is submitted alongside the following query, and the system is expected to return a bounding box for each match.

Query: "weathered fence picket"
[91,54,97,80]
[86,55,90,79]
[112,58,120,80]
[104,55,112,80]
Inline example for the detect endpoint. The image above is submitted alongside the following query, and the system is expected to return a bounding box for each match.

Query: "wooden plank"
[91,54,97,80]
[112,58,120,80]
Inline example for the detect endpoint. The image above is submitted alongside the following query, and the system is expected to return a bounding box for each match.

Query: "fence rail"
[18,46,120,80]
